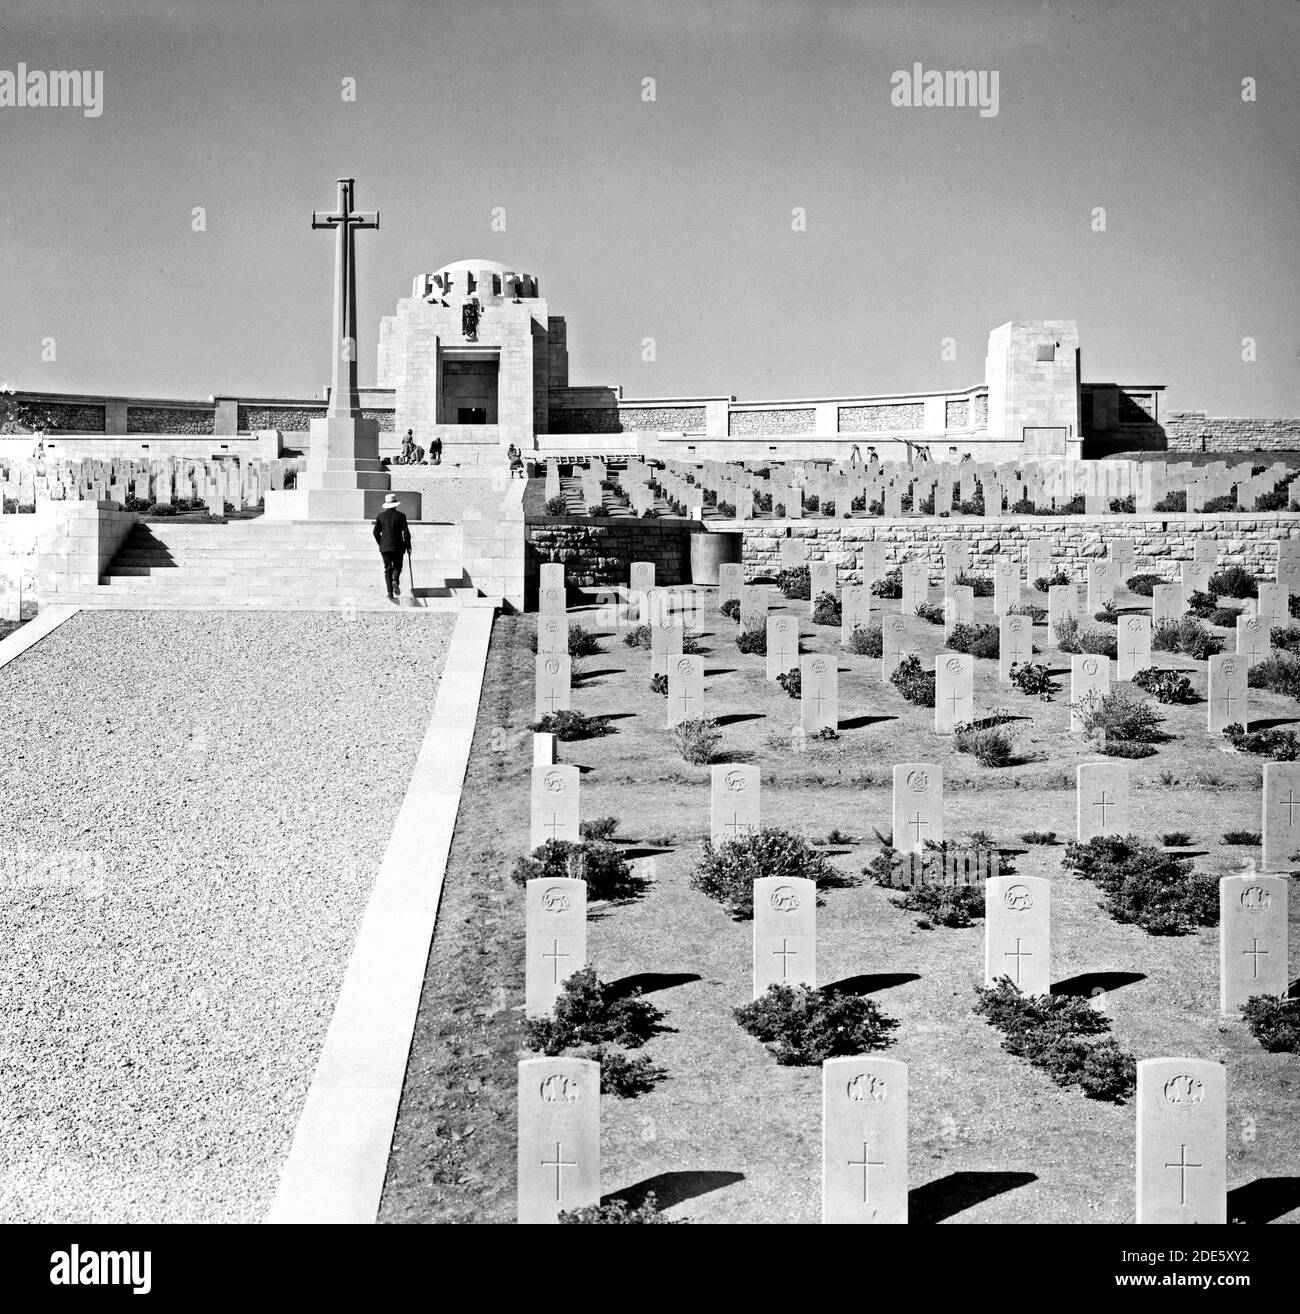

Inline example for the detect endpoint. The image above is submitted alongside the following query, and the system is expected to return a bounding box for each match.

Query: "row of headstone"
[0,455,288,510]
[517,1052,1234,1222]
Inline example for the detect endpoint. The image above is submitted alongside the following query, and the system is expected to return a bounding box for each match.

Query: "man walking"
[372,491,412,600]
[430,435,442,466]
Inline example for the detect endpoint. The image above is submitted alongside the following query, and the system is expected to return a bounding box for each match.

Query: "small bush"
[915,601,946,625]
[734,984,897,1065]
[579,815,620,842]
[1247,653,1300,699]
[1130,668,1194,704]
[1078,629,1119,659]
[1221,829,1261,845]
[778,564,810,599]
[1109,495,1136,514]
[954,569,994,598]
[1009,661,1058,701]
[954,721,1019,767]
[1240,997,1300,1052]
[1153,490,1186,512]
[1154,615,1221,659]
[690,827,840,919]
[623,625,652,649]
[512,839,645,901]
[1222,723,1300,760]
[1200,493,1238,514]
[559,1192,681,1224]
[1033,569,1072,592]
[1159,831,1193,846]
[1209,565,1257,599]
[649,672,668,696]
[776,666,801,699]
[544,494,568,516]
[871,568,903,599]
[1007,601,1048,623]
[1272,625,1300,654]
[1099,740,1158,759]
[1063,835,1218,934]
[720,597,741,621]
[531,710,615,740]
[1020,830,1057,845]
[1053,614,1080,652]
[1056,494,1087,515]
[672,717,721,765]
[974,978,1135,1102]
[846,623,883,657]
[583,1044,667,1098]
[1069,687,1164,742]
[811,591,841,626]
[531,624,602,658]
[524,966,663,1055]
[736,626,767,655]
[1093,603,1119,625]
[1187,589,1217,619]
[1256,488,1289,512]
[1209,606,1240,628]
[1125,573,1161,596]
[948,622,999,657]
[890,654,936,707]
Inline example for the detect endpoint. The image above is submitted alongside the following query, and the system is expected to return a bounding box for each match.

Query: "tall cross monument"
[313,178,377,418]
[264,176,421,522]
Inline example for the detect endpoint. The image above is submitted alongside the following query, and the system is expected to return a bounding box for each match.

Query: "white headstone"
[1135,1058,1226,1224]
[530,764,580,851]
[934,653,973,734]
[710,764,760,846]
[1219,873,1288,1015]
[892,762,943,853]
[985,875,1051,996]
[822,1057,908,1224]
[1076,761,1129,841]
[753,875,816,996]
[517,1057,600,1224]
[526,878,587,1017]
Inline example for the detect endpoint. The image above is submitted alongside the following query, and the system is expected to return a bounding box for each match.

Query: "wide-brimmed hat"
[382,493,400,507]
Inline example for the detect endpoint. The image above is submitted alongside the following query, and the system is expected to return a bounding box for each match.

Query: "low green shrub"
[1200,493,1238,514]
[1247,653,1300,699]
[1020,830,1057,844]
[1007,602,1047,623]
[1069,687,1164,742]
[736,626,767,655]
[734,983,897,1065]
[720,598,741,621]
[1078,629,1119,658]
[954,721,1019,767]
[948,621,999,656]
[1209,565,1257,599]
[778,565,811,599]
[812,591,841,626]
[871,568,903,599]
[776,667,801,699]
[1110,495,1136,514]
[914,601,946,625]
[524,966,663,1055]
[953,569,994,598]
[845,623,883,656]
[559,1193,681,1224]
[1221,829,1261,845]
[1159,831,1194,846]
[1130,668,1194,704]
[1272,626,1300,654]
[1063,834,1218,934]
[1009,661,1058,700]
[544,494,568,516]
[1093,602,1119,625]
[1125,573,1161,596]
[1153,490,1186,512]
[582,1044,668,1098]
[1153,616,1221,659]
[623,624,652,648]
[1240,996,1300,1051]
[579,815,620,841]
[672,717,722,765]
[890,879,986,927]
[1222,723,1300,760]
[1033,569,1072,592]
[530,623,602,658]
[531,710,615,740]
[1255,488,1289,512]
[512,838,646,901]
[1099,740,1158,758]
[974,978,1135,1101]
[890,654,936,707]
[649,672,668,696]
[1210,606,1240,628]
[690,826,841,919]
[1186,589,1217,619]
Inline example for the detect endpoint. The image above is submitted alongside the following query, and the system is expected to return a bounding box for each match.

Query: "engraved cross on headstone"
[542,938,570,983]
[848,1141,886,1205]
[1094,792,1114,827]
[311,178,378,418]
[1164,1143,1202,1207]
[1243,938,1269,979]
[772,938,798,978]
[540,1141,577,1203]
[1284,789,1299,825]
[1004,937,1032,984]
[908,812,928,845]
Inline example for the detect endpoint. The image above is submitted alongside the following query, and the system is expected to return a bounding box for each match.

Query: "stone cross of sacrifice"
[312,177,378,417]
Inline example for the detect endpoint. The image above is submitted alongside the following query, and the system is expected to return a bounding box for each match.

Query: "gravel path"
[0,609,451,1222]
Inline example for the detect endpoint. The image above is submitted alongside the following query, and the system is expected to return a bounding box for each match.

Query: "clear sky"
[0,0,1296,416]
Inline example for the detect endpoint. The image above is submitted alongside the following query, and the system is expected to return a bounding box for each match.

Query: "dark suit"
[373,505,412,596]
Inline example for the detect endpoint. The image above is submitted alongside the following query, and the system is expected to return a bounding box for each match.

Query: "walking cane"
[406,546,418,606]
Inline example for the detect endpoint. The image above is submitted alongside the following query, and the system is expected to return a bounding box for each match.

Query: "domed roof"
[433,258,509,277]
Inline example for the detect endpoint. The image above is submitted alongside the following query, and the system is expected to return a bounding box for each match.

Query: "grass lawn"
[379,582,1300,1224]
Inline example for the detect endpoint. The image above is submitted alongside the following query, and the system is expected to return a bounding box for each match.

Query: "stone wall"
[945,399,969,427]
[730,408,816,437]
[526,517,699,591]
[127,406,215,435]
[23,402,107,432]
[1165,412,1300,454]
[731,515,1300,583]
[0,515,40,613]
[838,402,924,433]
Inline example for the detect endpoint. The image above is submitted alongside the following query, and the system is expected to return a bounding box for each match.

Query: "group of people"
[397,430,441,465]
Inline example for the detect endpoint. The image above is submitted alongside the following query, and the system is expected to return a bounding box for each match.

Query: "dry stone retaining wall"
[1164,412,1300,454]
